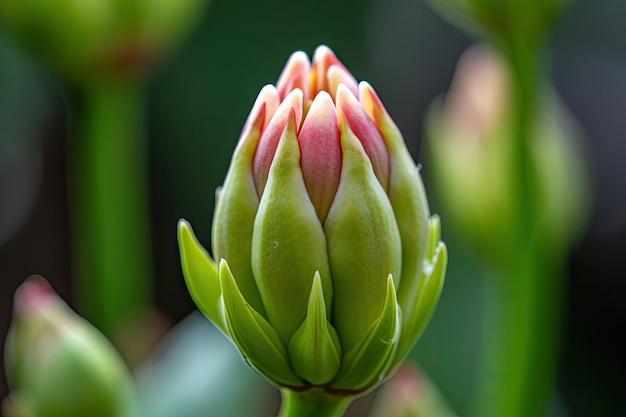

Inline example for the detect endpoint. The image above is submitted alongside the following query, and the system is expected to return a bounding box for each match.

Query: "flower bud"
[0,0,207,82]
[179,46,447,396]
[369,364,458,417]
[3,277,136,417]
[427,46,589,255]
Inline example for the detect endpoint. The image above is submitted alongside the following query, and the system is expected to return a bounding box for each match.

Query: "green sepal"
[178,219,227,334]
[392,221,447,367]
[252,114,332,345]
[288,272,342,385]
[325,121,402,352]
[426,215,442,260]
[330,276,400,391]
[381,121,431,318]
[218,259,303,388]
[212,104,266,315]
[360,82,431,303]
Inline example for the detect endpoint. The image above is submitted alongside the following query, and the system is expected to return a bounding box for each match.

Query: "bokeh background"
[1,0,625,415]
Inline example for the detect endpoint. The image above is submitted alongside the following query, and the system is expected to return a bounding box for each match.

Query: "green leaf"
[134,312,268,417]
[218,260,303,388]
[177,219,226,333]
[426,215,442,260]
[393,239,447,368]
[288,272,342,385]
[330,276,400,391]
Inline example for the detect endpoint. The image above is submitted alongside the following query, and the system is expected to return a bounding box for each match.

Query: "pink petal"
[358,82,386,125]
[14,276,57,315]
[242,85,280,136]
[276,51,311,102]
[336,84,390,191]
[253,89,304,196]
[297,91,341,222]
[327,65,359,102]
[310,45,352,97]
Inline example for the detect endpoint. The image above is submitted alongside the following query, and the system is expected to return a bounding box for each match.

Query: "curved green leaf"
[177,220,226,333]
[212,101,265,315]
[330,276,400,391]
[219,260,303,388]
[393,239,447,368]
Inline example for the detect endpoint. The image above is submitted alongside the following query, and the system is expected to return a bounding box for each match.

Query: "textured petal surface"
[309,45,356,98]
[288,273,342,385]
[360,81,431,306]
[330,276,400,391]
[243,85,280,134]
[253,89,304,196]
[276,51,311,101]
[252,113,332,345]
[212,104,266,315]
[392,237,447,368]
[219,260,302,387]
[324,121,402,351]
[297,91,341,222]
[337,84,390,191]
[327,65,359,101]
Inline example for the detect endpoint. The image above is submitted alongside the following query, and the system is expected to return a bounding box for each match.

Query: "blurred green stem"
[475,248,563,417]
[473,39,562,417]
[70,80,152,334]
[506,38,538,234]
[278,389,351,417]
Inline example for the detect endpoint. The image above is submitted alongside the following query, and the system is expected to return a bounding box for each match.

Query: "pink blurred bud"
[4,277,136,417]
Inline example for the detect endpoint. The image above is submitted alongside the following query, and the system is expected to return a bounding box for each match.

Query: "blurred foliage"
[0,0,209,83]
[0,35,49,246]
[134,312,270,417]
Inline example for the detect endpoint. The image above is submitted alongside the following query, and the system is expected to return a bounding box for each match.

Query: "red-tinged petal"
[359,81,413,159]
[253,89,304,196]
[336,84,390,191]
[298,91,341,222]
[242,85,280,138]
[310,45,352,97]
[276,51,311,101]
[359,82,387,125]
[327,65,359,101]
[13,276,57,315]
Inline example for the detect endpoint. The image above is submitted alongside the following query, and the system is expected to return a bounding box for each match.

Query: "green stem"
[69,81,152,334]
[473,38,563,417]
[475,248,562,417]
[277,389,352,417]
[505,37,538,236]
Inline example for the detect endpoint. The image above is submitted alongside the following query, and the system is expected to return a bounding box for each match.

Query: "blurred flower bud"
[427,46,589,256]
[178,46,447,396]
[3,277,136,417]
[369,364,458,417]
[426,0,571,45]
[0,0,208,82]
